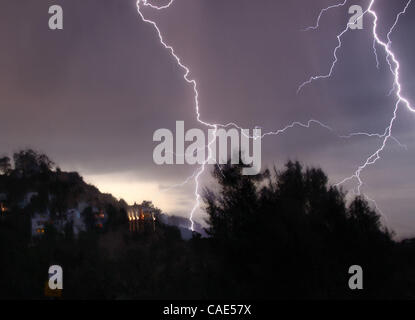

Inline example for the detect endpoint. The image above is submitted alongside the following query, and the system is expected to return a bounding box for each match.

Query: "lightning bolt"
[136,0,412,231]
[302,0,348,31]
[135,0,337,231]
[299,0,413,221]
[136,0,218,231]
[297,2,369,94]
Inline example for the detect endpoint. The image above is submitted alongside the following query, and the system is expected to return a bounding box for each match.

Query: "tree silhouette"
[203,161,397,298]
[13,149,54,177]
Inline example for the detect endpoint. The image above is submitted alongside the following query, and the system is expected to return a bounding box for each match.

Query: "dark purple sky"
[1,0,414,237]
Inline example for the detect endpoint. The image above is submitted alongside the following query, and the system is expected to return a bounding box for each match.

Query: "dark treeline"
[202,162,415,299]
[0,151,415,299]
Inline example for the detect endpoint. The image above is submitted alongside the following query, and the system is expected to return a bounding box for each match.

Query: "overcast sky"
[1,0,415,237]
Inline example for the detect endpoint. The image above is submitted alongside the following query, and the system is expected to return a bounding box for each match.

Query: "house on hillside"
[31,211,50,237]
[31,203,94,238]
[66,208,86,235]
[93,208,107,229]
[127,202,156,232]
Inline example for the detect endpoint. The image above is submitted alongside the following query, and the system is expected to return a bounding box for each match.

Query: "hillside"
[0,149,198,239]
[1,150,415,299]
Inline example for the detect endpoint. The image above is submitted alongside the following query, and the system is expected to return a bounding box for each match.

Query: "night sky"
[1,0,414,237]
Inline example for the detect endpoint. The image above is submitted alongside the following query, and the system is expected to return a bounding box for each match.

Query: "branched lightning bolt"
[136,0,412,231]
[336,0,414,192]
[136,0,218,231]
[299,0,413,221]
[136,0,341,231]
[297,1,369,94]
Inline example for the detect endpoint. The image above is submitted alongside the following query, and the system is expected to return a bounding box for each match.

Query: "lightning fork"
[300,0,413,216]
[336,0,413,193]
[303,0,348,31]
[136,0,412,231]
[136,0,343,230]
